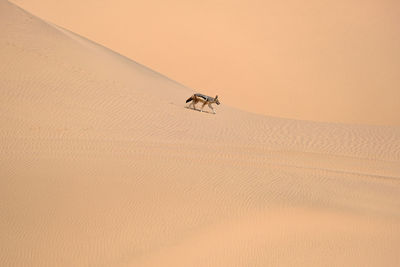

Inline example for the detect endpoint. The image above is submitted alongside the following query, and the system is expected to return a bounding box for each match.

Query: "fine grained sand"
[1,1,400,266]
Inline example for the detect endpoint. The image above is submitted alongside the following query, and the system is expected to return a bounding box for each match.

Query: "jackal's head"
[215,95,220,105]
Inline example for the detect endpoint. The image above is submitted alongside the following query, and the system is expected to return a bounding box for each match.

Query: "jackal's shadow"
[184,106,215,114]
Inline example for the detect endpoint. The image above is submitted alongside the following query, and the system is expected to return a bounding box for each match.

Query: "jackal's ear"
[215,95,218,99]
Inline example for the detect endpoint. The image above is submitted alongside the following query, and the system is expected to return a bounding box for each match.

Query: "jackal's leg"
[201,102,207,112]
[188,99,196,110]
[208,103,215,114]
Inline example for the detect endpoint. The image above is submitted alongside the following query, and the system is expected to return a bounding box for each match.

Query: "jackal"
[186,93,220,114]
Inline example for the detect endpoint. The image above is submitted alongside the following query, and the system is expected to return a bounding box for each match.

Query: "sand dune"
[1,1,400,266]
[9,0,400,125]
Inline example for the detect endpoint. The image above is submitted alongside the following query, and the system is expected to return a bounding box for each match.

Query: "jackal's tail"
[186,95,194,103]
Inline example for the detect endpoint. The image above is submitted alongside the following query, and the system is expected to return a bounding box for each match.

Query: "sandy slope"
[1,1,400,266]
[9,0,400,125]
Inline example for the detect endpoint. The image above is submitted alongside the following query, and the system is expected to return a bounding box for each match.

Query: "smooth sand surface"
[9,0,400,125]
[1,1,400,266]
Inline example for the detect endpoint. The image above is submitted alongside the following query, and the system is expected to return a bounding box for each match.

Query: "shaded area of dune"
[1,1,400,266]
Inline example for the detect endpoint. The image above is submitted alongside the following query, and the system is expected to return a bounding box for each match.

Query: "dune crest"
[1,1,400,266]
